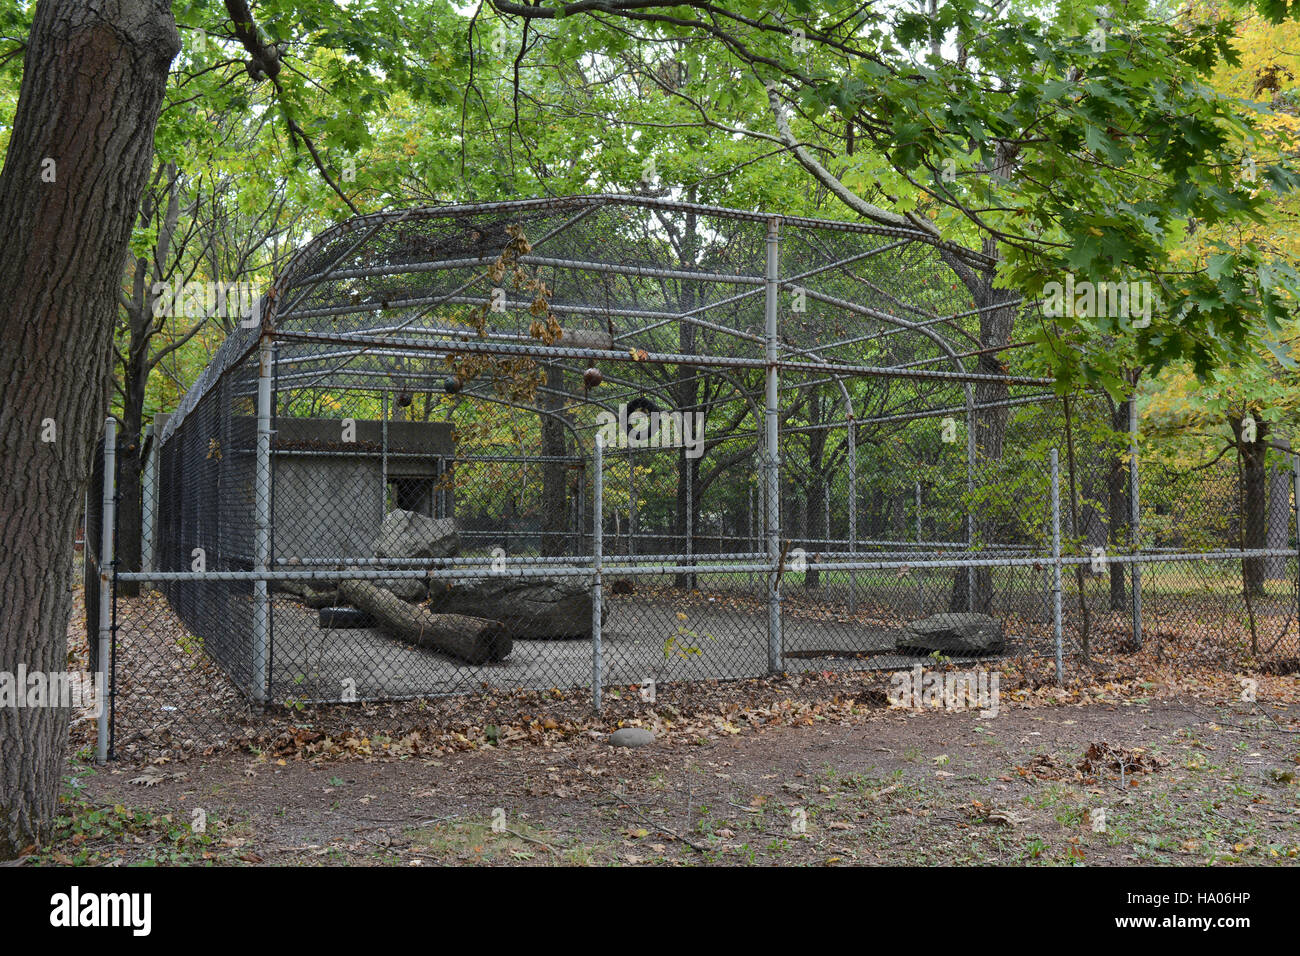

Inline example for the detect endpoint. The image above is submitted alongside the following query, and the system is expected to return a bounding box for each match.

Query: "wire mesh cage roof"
[160,194,1049,447]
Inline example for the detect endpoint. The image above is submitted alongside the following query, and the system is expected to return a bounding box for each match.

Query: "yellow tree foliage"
[1145,4,1300,449]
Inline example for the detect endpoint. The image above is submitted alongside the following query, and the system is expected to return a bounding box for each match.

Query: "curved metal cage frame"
[138,194,1102,719]
[160,195,1043,447]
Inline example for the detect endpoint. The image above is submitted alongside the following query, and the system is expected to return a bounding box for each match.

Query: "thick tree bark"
[0,0,178,859]
[1233,415,1269,597]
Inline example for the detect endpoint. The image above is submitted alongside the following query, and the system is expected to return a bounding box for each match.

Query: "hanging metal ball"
[583,367,603,389]
[443,377,462,395]
[396,391,413,408]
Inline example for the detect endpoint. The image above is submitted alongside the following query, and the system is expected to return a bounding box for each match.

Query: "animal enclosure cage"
[96,195,1300,758]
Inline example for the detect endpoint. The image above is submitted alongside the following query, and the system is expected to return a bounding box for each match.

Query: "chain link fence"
[85,196,1300,759]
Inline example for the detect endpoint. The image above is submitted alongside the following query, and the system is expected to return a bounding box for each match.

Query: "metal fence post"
[252,337,273,705]
[1129,396,1143,649]
[749,483,755,552]
[592,433,604,713]
[381,389,389,516]
[915,478,925,614]
[140,423,155,574]
[965,402,977,612]
[96,418,117,764]
[685,452,693,586]
[847,420,857,614]
[1292,454,1299,636]
[764,216,783,673]
[1050,448,1064,684]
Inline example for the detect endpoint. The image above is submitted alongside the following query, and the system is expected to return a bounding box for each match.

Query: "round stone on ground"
[608,727,655,748]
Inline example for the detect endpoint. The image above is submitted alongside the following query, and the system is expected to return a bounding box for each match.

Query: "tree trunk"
[339,580,512,664]
[1107,396,1130,610]
[1235,416,1269,597]
[539,364,568,557]
[673,451,701,588]
[956,293,1017,614]
[115,166,178,597]
[805,472,827,589]
[889,491,907,539]
[114,355,148,596]
[1266,437,1291,581]
[672,200,700,589]
[0,0,178,859]
[868,487,885,536]
[804,395,827,590]
[946,148,1017,615]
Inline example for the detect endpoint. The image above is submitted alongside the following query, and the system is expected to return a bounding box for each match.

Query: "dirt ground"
[36,575,1300,866]
[41,688,1300,866]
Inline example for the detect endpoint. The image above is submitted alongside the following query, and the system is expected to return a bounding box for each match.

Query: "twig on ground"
[502,827,561,857]
[560,753,710,854]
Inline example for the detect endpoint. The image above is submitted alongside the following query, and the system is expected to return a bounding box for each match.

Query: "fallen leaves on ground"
[1077,741,1169,776]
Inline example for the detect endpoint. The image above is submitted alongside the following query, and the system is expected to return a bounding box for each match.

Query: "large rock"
[374,510,459,559]
[373,510,456,602]
[608,727,655,748]
[425,578,594,639]
[896,612,1005,656]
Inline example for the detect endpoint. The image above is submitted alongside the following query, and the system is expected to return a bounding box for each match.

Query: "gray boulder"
[897,612,1005,656]
[608,727,655,748]
[373,510,456,603]
[374,509,459,559]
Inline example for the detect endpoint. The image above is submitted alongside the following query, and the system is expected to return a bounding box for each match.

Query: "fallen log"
[303,586,341,609]
[339,580,511,664]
